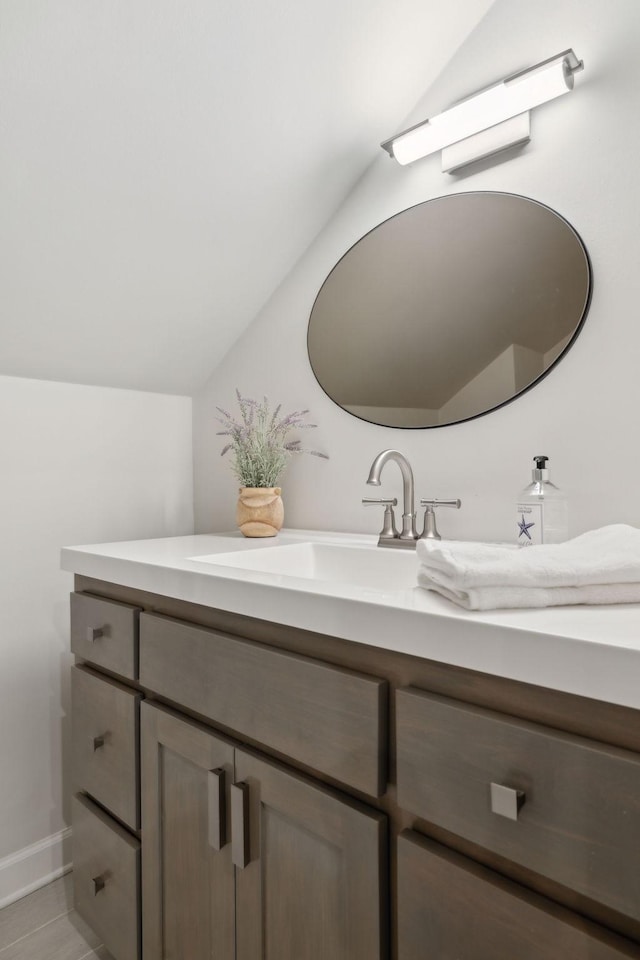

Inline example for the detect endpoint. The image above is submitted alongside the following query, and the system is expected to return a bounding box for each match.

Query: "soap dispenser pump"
[516,455,568,546]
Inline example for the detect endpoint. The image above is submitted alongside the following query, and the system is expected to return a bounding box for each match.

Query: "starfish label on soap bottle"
[516,456,568,546]
[516,502,543,546]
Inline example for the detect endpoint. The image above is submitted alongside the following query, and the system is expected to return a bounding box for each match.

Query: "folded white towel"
[417,568,640,611]
[416,524,640,590]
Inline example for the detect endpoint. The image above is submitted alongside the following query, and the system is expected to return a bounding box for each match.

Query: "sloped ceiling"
[0,0,495,395]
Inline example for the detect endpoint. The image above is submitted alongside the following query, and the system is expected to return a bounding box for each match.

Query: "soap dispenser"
[516,455,568,546]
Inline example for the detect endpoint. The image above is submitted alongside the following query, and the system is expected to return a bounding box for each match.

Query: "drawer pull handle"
[87,626,104,643]
[92,875,106,896]
[231,782,250,869]
[208,768,226,851]
[490,782,526,821]
[91,734,106,751]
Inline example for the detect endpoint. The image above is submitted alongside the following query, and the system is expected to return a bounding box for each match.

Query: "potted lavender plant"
[216,391,328,537]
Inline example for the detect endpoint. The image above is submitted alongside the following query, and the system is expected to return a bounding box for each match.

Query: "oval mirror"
[307,192,592,428]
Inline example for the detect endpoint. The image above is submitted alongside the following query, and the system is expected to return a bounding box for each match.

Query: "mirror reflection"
[307,192,592,428]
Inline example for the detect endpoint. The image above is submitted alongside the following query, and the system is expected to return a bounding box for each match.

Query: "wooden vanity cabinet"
[70,591,140,681]
[71,665,142,830]
[396,687,640,924]
[70,593,143,960]
[71,587,388,960]
[141,701,387,960]
[138,610,387,797]
[140,702,235,960]
[70,577,640,960]
[72,794,140,960]
[395,685,640,958]
[138,611,388,960]
[397,832,640,960]
[232,747,385,960]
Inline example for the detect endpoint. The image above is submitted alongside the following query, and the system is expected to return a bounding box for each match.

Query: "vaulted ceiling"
[1,0,495,395]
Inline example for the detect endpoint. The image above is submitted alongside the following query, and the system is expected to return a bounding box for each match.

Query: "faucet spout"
[366,449,417,540]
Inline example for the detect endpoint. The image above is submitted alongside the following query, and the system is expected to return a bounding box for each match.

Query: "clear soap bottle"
[516,456,568,546]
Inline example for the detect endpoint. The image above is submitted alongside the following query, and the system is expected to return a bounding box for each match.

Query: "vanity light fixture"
[381,49,583,173]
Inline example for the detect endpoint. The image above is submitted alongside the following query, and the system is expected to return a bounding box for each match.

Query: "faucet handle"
[362,498,399,540]
[419,498,462,540]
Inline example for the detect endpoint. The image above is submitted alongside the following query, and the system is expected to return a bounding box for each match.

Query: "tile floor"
[0,875,112,960]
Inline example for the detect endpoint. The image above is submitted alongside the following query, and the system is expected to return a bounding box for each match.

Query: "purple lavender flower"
[215,391,329,486]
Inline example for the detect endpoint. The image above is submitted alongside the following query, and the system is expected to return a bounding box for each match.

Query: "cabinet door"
[397,831,640,960]
[233,749,387,960]
[141,702,235,960]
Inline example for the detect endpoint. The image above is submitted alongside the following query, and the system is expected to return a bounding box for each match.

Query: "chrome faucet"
[365,449,417,542]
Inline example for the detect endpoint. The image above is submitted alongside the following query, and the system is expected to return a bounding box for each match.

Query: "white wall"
[194,0,640,544]
[0,0,495,396]
[0,375,192,906]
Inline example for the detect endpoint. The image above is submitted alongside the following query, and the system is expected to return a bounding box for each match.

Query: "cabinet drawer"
[139,612,387,796]
[396,687,640,922]
[72,794,140,960]
[71,592,141,680]
[397,831,640,960]
[72,665,141,830]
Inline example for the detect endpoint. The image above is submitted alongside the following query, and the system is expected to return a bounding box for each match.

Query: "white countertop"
[61,529,640,710]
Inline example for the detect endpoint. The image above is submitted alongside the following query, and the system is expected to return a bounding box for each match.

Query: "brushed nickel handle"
[420,498,462,509]
[419,498,462,540]
[91,734,106,751]
[208,768,226,851]
[362,498,399,540]
[231,782,250,868]
[490,782,526,821]
[86,626,104,643]
[92,875,105,896]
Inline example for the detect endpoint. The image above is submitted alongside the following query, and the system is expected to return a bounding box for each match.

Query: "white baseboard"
[0,828,72,909]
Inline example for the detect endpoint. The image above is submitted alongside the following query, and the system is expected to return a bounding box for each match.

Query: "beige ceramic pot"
[236,487,284,538]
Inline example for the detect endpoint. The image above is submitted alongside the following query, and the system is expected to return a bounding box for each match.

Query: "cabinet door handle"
[92,875,106,896]
[91,734,106,751]
[208,768,226,851]
[490,782,526,821]
[86,626,104,643]
[231,782,250,868]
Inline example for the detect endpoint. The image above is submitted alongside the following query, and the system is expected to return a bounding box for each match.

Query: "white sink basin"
[190,541,418,591]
